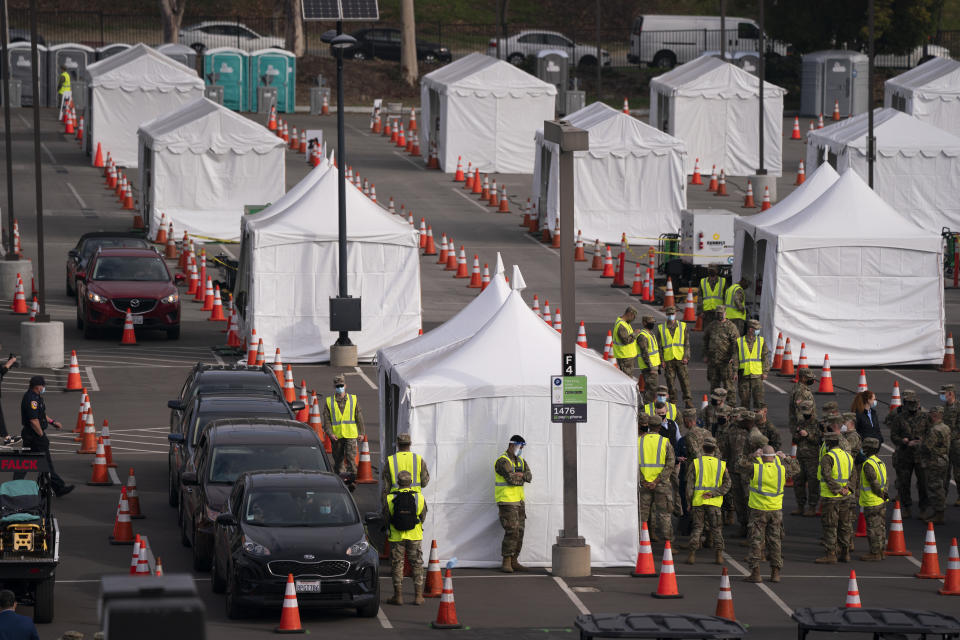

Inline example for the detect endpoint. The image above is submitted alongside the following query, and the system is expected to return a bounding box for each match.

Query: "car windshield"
[81,238,149,260]
[91,256,168,281]
[208,445,326,484]
[191,407,292,445]
[244,488,357,527]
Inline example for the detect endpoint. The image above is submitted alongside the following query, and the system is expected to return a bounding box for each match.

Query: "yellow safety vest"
[737,336,764,376]
[387,451,422,492]
[326,394,358,439]
[612,317,638,359]
[637,434,668,483]
[59,70,71,94]
[494,454,526,503]
[637,329,661,369]
[724,284,745,320]
[643,402,678,421]
[747,457,786,510]
[700,277,725,311]
[387,489,424,542]
[657,322,686,361]
[819,448,854,499]
[692,456,725,507]
[859,455,887,507]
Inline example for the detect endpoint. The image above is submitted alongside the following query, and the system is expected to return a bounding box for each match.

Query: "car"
[338,28,451,63]
[8,29,46,46]
[65,232,150,297]
[179,419,331,571]
[488,30,611,68]
[75,247,180,340]
[179,21,284,54]
[167,393,306,508]
[211,470,380,619]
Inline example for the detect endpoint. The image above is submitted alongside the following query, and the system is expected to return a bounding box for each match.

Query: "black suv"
[179,419,330,571]
[340,28,451,63]
[212,470,380,619]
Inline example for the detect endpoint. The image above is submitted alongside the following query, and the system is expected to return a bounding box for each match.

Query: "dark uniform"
[788,369,817,429]
[15,378,70,495]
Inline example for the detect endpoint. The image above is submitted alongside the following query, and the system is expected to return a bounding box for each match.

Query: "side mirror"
[216,513,237,526]
[68,249,79,258]
[289,400,305,412]
[174,273,186,283]
[181,471,198,486]
[76,270,86,280]
[167,433,185,444]
[364,512,383,526]
[167,399,185,411]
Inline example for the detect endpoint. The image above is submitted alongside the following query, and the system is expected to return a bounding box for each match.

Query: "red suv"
[77,247,181,339]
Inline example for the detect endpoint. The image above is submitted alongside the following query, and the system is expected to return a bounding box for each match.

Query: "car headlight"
[161,292,179,304]
[242,535,271,556]
[205,506,220,522]
[440,47,449,53]
[346,538,369,556]
[87,291,107,304]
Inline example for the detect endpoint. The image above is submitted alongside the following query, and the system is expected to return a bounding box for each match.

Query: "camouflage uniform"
[886,392,931,517]
[697,272,726,337]
[943,384,960,507]
[816,432,856,563]
[704,388,730,437]
[840,413,862,550]
[684,438,731,562]
[380,434,430,510]
[755,407,781,451]
[721,413,750,532]
[733,319,770,410]
[321,377,365,477]
[704,312,740,403]
[737,451,801,580]
[495,446,533,563]
[683,421,713,459]
[384,471,427,604]
[859,438,888,560]
[615,314,640,377]
[636,317,661,405]
[638,415,676,542]
[791,400,822,516]
[921,408,951,523]
[658,309,692,408]
[788,370,817,429]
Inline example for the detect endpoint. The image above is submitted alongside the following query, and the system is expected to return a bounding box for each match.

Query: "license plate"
[130,315,143,325]
[295,580,321,593]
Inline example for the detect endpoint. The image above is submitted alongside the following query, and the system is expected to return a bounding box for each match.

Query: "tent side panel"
[675,95,727,176]
[493,93,555,174]
[443,93,498,174]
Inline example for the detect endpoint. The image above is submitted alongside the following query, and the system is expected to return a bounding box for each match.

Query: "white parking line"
[393,151,426,170]
[66,182,87,208]
[552,576,590,615]
[452,187,493,212]
[764,379,787,394]
[353,366,377,390]
[882,369,937,396]
[723,552,793,617]
[108,467,120,485]
[376,608,393,629]
[85,366,100,391]
[40,142,57,165]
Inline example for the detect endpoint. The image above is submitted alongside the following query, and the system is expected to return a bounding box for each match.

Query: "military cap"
[799,369,815,380]
[929,404,944,415]
[742,410,756,422]
[657,384,669,393]
[826,415,843,425]
[747,319,760,329]
[703,436,717,447]
[902,389,917,400]
[799,399,815,411]
[823,431,841,441]
[625,306,639,316]
[841,412,856,422]
[748,429,769,447]
[711,387,728,399]
[715,303,726,311]
[823,401,839,412]
[333,374,346,384]
[941,384,955,393]
[862,437,881,450]
[642,315,656,325]
[396,433,411,445]
[663,306,677,314]
[397,470,413,488]
[682,408,698,418]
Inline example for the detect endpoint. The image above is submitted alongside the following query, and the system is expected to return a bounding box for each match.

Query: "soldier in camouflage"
[722,410,751,536]
[755,403,781,450]
[941,384,960,507]
[682,407,712,459]
[658,306,693,409]
[684,436,730,565]
[636,316,662,405]
[887,390,930,519]
[840,411,862,551]
[788,369,817,429]
[494,435,533,573]
[638,413,676,544]
[704,304,739,402]
[858,437,888,561]
[733,319,770,409]
[704,388,730,437]
[816,431,856,564]
[791,399,822,517]
[385,471,427,605]
[921,404,951,525]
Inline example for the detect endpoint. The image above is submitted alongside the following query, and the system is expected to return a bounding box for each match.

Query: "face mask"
[802,413,812,420]
[39,386,45,395]
[940,393,947,403]
[319,505,331,515]
[657,395,667,403]
[907,404,918,413]
[871,399,878,408]
[752,329,759,337]
[335,385,345,394]
[667,314,676,322]
[711,399,718,406]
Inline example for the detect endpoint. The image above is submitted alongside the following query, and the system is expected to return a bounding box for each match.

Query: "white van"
[629,14,789,68]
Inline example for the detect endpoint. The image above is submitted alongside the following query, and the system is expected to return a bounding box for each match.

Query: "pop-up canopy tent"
[884,57,960,136]
[805,107,960,232]
[137,97,285,242]
[755,169,943,367]
[532,101,687,244]
[420,52,556,174]
[650,55,786,176]
[236,159,421,363]
[85,43,204,167]
[381,287,639,568]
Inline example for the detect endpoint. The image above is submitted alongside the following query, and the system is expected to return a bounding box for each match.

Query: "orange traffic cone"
[498,185,510,212]
[690,158,703,185]
[760,186,771,211]
[424,540,443,597]
[576,322,588,348]
[87,437,112,486]
[714,169,729,196]
[437,235,448,264]
[472,171,484,195]
[631,521,657,577]
[130,536,142,573]
[12,276,27,314]
[226,306,241,348]
[246,329,258,366]
[455,247,469,278]
[590,240,604,270]
[779,338,795,377]
[109,486,136,544]
[74,390,88,435]
[885,501,912,556]
[630,263,644,295]
[93,142,104,167]
[201,277,215,312]
[120,309,137,345]
[742,181,756,208]
[65,350,83,391]
[817,354,835,394]
[431,568,463,629]
[445,240,458,270]
[208,285,226,321]
[164,228,177,259]
[480,175,490,200]
[701,394,709,410]
[552,309,562,333]
[468,255,482,288]
[272,349,284,384]
[790,116,802,140]
[845,570,862,608]
[855,506,867,537]
[299,130,307,153]
[682,290,696,322]
[602,331,613,362]
[833,99,841,121]
[939,538,960,595]
[916,522,944,579]
[600,246,615,278]
[77,409,98,454]
[355,436,376,484]
[663,277,676,309]
[279,366,295,403]
[941,333,958,371]
[488,179,499,206]
[531,295,541,319]
[857,369,868,393]
[136,543,148,574]
[795,161,806,185]
[464,165,475,190]
[123,182,134,210]
[155,213,168,245]
[453,157,465,182]
[622,97,630,114]
[771,333,784,370]
[715,568,736,620]
[418,218,427,248]
[155,557,164,576]
[611,250,627,287]
[29,296,37,321]
[818,113,825,128]
[707,165,718,191]
[574,231,586,261]
[542,300,551,324]
[296,382,309,422]
[275,574,305,633]
[126,467,144,519]
[480,264,490,291]
[890,381,902,409]
[797,342,809,369]
[101,420,116,468]
[424,226,437,255]
[651,541,683,598]
[268,105,277,130]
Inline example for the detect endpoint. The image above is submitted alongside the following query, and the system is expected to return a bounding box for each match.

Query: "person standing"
[612,307,641,377]
[754,404,781,450]
[384,471,427,606]
[738,445,800,583]
[638,414,676,544]
[852,390,882,444]
[791,399,821,517]
[643,387,678,422]
[704,305,739,402]
[921,405,951,525]
[704,388,730,437]
[723,277,749,336]
[494,435,532,573]
[721,412,750,536]
[322,375,365,479]
[887,390,929,519]
[941,384,960,507]
[858,437,888,561]
[698,266,726,335]
[56,64,72,120]
[14,376,73,497]
[681,408,712,459]
[658,306,692,409]
[636,315,661,404]
[684,436,730,565]
[815,432,855,564]
[0,589,39,640]
[734,319,769,410]
[788,369,818,430]
[0,352,20,445]
[381,433,430,508]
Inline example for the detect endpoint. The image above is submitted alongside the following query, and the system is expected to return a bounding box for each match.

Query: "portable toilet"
[47,43,95,109]
[249,48,295,113]
[801,50,869,118]
[204,47,248,111]
[8,42,48,107]
[156,43,198,72]
[96,43,132,61]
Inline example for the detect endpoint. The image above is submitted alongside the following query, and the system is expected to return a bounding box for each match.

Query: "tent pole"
[867,0,875,189]
[756,0,766,176]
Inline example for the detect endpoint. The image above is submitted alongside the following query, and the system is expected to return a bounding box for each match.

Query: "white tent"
[85,43,204,168]
[237,159,421,363]
[805,108,960,233]
[756,169,943,367]
[884,57,960,136]
[419,53,556,174]
[137,98,286,243]
[650,55,786,176]
[381,287,639,568]
[531,102,687,244]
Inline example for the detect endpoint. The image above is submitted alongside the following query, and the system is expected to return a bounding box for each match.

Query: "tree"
[285,0,305,57]
[400,0,417,86]
[159,0,187,44]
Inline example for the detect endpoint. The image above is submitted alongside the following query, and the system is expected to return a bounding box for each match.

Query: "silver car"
[488,30,610,67]
[179,22,285,54]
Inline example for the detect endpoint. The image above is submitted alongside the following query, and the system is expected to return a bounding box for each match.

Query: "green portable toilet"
[249,48,295,114]
[204,47,248,111]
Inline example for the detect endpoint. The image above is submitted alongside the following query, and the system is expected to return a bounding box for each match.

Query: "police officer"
[322,375,365,479]
[381,433,430,508]
[495,435,532,573]
[15,376,73,497]
[384,471,427,606]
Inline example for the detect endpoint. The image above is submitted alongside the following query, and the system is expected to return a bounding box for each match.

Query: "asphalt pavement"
[0,107,958,639]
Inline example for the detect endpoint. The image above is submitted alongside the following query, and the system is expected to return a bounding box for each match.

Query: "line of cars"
[166,364,381,619]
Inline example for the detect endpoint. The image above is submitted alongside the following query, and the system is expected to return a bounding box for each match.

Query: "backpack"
[390,491,419,531]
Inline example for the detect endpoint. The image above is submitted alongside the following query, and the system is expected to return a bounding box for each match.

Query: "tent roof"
[422,52,556,98]
[757,168,941,252]
[85,43,202,91]
[650,54,786,98]
[243,160,416,248]
[536,101,686,157]
[808,107,960,156]
[885,57,960,98]
[138,98,284,154]
[400,290,636,407]
[735,163,839,235]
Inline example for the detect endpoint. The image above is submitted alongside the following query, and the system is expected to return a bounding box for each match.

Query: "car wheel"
[167,326,181,340]
[179,504,191,547]
[192,527,211,571]
[168,468,179,508]
[190,43,205,55]
[578,55,598,69]
[357,597,380,618]
[507,53,525,66]
[33,577,55,624]
[352,50,366,61]
[651,51,677,69]
[211,554,226,593]
[225,569,245,620]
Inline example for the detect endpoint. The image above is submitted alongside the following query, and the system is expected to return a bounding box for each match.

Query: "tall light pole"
[757,0,766,176]
[1,0,14,257]
[867,0,875,188]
